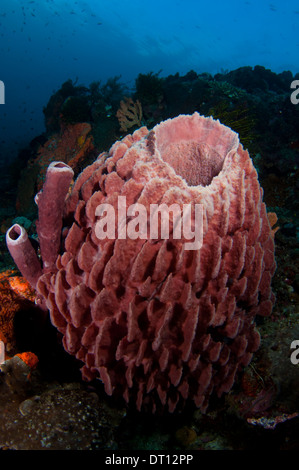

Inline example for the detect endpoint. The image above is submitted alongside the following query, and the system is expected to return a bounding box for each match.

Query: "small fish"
[289,141,299,149]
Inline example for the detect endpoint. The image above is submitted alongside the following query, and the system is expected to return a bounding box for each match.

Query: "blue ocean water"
[0,0,298,163]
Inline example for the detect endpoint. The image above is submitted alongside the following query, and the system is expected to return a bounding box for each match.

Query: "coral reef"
[135,71,164,106]
[43,79,89,133]
[60,96,91,125]
[12,66,299,224]
[1,65,298,449]
[6,113,276,414]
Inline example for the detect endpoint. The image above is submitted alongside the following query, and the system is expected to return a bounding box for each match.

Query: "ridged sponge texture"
[37,113,276,412]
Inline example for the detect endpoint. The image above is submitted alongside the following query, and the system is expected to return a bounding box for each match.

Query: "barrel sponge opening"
[153,113,239,186]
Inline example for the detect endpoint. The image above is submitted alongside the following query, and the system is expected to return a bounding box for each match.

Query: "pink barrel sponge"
[9,113,276,412]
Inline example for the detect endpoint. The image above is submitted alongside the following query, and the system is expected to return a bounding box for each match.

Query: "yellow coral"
[77,134,86,147]
[116,97,143,133]
[207,101,257,153]
[175,426,197,447]
[267,212,279,238]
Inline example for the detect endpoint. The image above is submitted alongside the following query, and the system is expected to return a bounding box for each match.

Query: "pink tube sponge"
[6,224,42,289]
[33,113,275,412]
[35,161,74,273]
